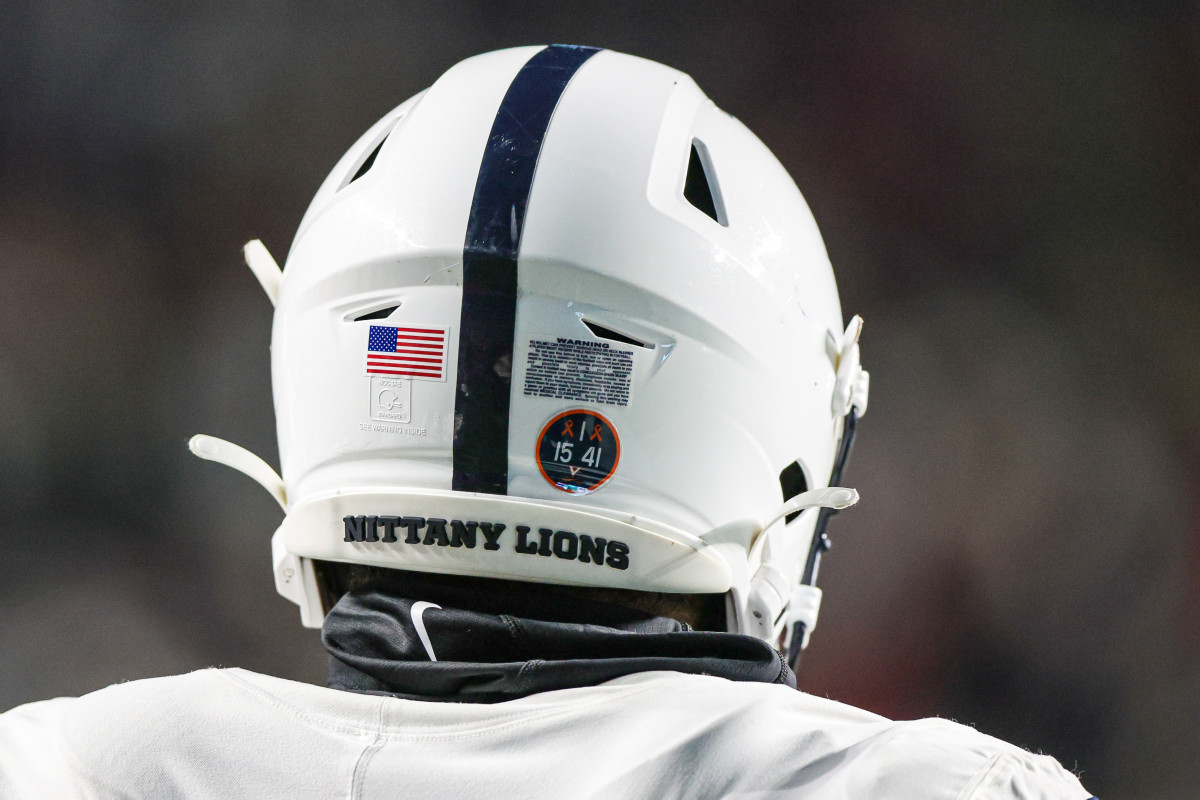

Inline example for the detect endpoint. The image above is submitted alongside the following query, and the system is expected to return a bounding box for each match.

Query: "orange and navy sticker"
[536,409,620,494]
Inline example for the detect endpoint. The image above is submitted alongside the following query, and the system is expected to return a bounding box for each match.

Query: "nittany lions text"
[342,515,630,570]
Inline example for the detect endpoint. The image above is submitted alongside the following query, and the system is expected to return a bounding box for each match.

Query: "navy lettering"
[578,534,606,564]
[343,516,368,542]
[338,514,626,569]
[423,518,451,546]
[552,530,579,560]
[605,540,630,570]
[379,516,401,543]
[401,516,426,544]
[450,520,477,548]
[480,522,505,550]
[514,525,539,554]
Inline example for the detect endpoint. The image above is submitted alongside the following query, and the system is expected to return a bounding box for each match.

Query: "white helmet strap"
[784,406,863,666]
[189,434,286,512]
[743,487,858,643]
[778,316,870,664]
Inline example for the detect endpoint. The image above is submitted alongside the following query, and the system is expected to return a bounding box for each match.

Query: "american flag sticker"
[366,325,449,381]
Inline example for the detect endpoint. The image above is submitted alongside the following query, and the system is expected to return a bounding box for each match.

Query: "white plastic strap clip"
[786,584,823,652]
[189,434,286,511]
[243,239,282,306]
[272,530,323,627]
[831,315,869,418]
[762,486,858,533]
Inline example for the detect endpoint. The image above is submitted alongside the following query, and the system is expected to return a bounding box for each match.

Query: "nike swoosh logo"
[410,601,442,662]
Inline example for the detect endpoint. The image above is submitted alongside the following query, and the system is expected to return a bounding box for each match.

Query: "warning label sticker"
[522,338,634,407]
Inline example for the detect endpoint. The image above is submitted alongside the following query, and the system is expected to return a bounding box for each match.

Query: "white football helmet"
[191,45,868,656]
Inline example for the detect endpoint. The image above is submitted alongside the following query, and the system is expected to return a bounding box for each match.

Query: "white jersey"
[0,668,1090,799]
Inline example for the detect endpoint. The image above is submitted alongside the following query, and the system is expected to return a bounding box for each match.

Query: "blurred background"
[2,2,1197,796]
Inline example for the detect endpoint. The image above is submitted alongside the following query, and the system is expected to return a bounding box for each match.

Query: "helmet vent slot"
[684,140,727,226]
[346,135,387,186]
[339,114,404,191]
[582,319,651,348]
[779,461,809,524]
[352,304,400,322]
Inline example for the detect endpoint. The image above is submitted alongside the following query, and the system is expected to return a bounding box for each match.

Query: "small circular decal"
[536,409,620,494]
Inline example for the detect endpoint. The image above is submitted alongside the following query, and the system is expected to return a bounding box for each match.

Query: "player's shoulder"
[54,669,261,762]
[0,670,238,796]
[59,667,384,741]
[601,672,1092,800]
[14,668,379,797]
[61,668,247,728]
[601,669,889,728]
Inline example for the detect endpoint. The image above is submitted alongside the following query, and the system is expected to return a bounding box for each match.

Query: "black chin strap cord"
[789,409,859,670]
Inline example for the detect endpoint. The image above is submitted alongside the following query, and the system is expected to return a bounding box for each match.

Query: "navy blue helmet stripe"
[453,44,600,494]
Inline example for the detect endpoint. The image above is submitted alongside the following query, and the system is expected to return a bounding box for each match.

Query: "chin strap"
[785,315,869,668]
[785,409,860,668]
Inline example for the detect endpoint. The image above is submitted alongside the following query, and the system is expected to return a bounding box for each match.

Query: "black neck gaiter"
[322,585,795,703]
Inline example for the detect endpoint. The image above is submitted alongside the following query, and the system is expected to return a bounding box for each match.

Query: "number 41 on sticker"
[580,445,602,466]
